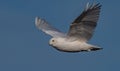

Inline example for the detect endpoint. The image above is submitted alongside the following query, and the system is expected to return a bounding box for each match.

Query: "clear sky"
[0,0,120,71]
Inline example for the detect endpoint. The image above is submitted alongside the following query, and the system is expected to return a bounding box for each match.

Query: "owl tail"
[90,46,103,51]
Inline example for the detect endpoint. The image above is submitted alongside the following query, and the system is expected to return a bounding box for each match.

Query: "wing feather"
[35,17,65,37]
[67,3,101,41]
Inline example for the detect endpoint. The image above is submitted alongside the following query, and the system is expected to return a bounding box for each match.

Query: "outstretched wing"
[67,3,101,42]
[35,17,65,37]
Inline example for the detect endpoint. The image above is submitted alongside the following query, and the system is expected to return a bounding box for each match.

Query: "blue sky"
[0,0,120,71]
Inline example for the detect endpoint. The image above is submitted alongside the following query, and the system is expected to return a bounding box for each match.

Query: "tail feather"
[90,47,103,51]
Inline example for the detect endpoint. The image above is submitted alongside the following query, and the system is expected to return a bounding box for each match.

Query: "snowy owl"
[35,3,102,52]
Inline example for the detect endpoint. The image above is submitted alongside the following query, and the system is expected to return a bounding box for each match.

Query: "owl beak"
[49,42,53,46]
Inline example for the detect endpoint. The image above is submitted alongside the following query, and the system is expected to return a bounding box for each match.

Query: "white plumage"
[35,3,102,52]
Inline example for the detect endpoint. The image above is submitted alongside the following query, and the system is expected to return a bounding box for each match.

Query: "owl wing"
[67,3,101,42]
[35,17,66,37]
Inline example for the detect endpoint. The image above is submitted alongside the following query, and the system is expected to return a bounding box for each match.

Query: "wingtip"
[35,16,41,27]
[35,17,39,24]
[85,2,90,11]
[94,3,102,8]
[85,2,101,11]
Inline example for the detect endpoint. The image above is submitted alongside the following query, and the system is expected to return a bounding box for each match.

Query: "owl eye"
[52,39,55,42]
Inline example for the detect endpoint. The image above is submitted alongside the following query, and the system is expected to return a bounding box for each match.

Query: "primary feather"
[35,17,66,37]
[68,3,101,42]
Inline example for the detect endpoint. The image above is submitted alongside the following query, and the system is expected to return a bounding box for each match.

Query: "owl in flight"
[35,3,102,52]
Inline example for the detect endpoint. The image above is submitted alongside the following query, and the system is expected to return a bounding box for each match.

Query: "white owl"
[35,3,102,52]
